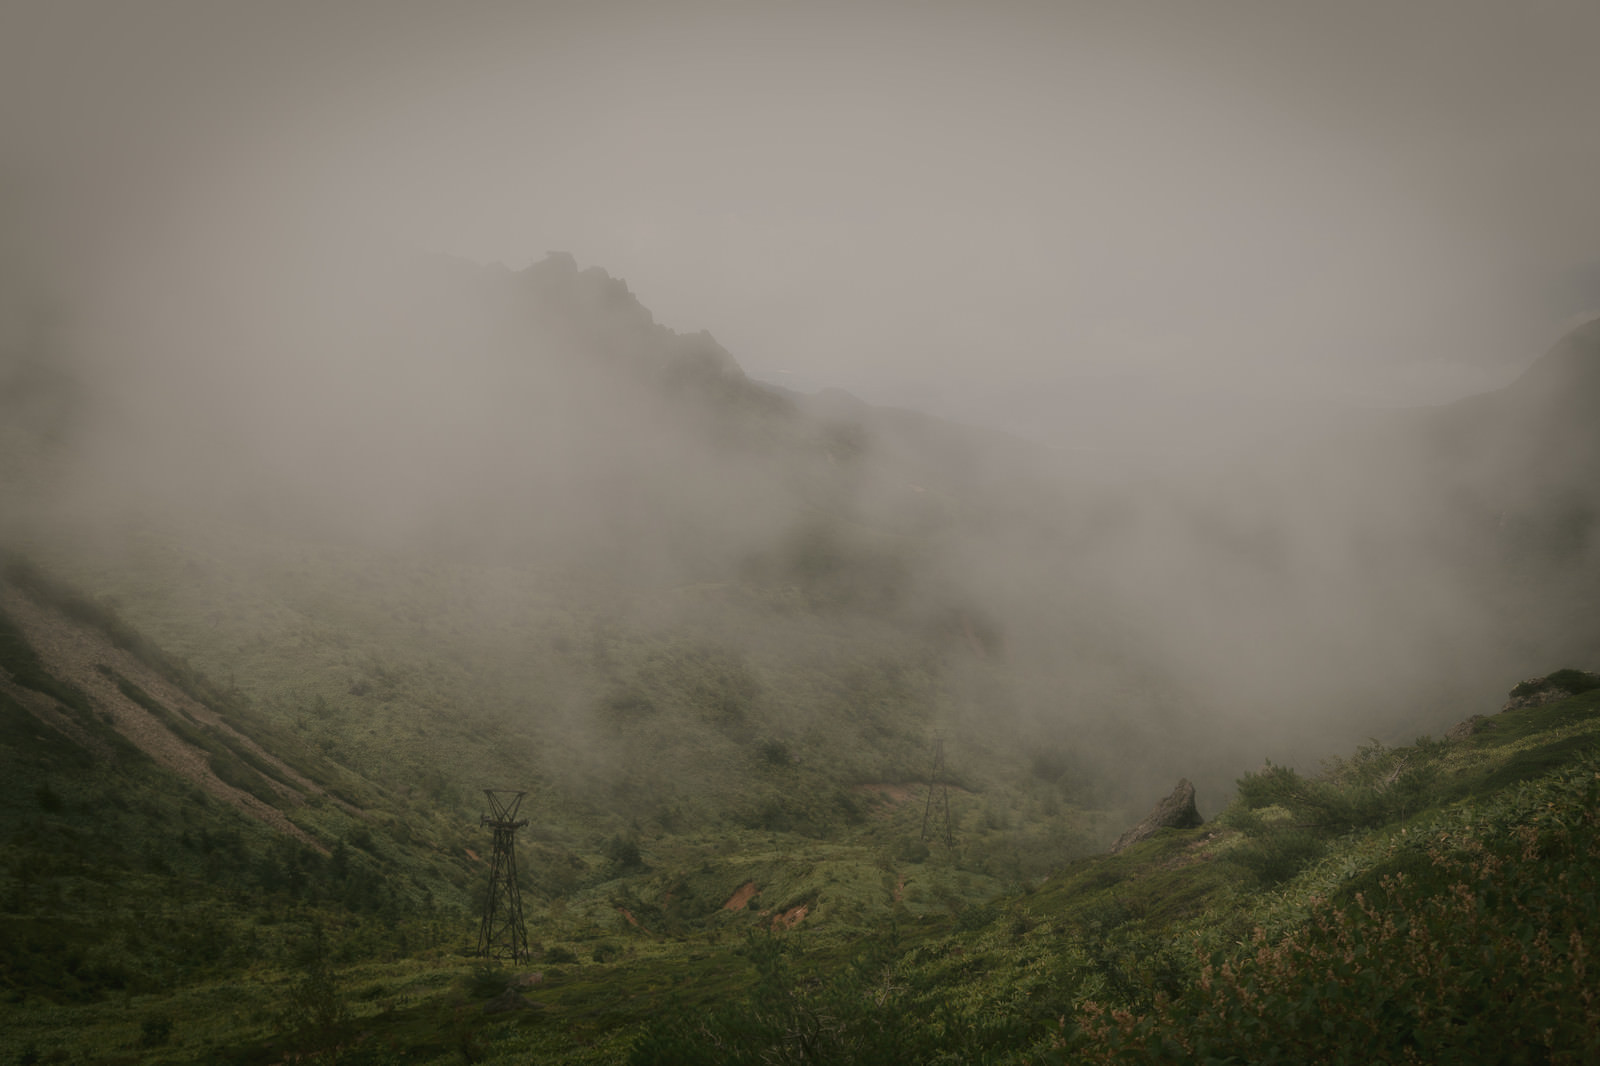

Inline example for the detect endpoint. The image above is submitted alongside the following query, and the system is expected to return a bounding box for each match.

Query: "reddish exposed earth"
[722,880,760,910]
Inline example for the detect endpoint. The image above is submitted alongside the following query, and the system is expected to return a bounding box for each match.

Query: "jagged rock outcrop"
[1445,714,1495,741]
[1447,669,1599,740]
[1501,669,1600,712]
[1111,778,1203,854]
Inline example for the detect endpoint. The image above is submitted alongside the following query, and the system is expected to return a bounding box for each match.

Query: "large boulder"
[1111,778,1203,854]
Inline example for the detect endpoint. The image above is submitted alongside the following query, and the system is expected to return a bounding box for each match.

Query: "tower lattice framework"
[476,789,531,963]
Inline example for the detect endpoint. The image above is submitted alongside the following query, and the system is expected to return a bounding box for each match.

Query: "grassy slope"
[0,558,1099,1064]
[11,502,1097,814]
[5,549,1598,1063]
[619,686,1600,1065]
[0,565,478,1064]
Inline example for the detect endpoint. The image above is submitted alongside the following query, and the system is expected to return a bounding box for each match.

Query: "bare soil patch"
[723,880,759,910]
[852,783,916,808]
[772,903,809,930]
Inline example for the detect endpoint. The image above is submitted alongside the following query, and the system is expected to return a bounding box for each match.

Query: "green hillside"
[4,558,1597,1062]
[0,551,1102,1063]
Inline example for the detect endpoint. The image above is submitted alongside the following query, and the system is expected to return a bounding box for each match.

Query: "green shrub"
[32,783,61,813]
[467,964,510,998]
[1228,826,1326,885]
[137,1013,174,1048]
[603,834,646,874]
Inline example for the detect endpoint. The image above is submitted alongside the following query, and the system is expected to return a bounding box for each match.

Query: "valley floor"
[5,677,1599,1063]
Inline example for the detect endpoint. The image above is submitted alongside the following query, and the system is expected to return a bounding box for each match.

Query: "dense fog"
[4,1,1599,812]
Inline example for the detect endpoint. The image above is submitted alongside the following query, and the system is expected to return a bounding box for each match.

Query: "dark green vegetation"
[0,558,1096,1063]
[5,564,1598,1062]
[624,685,1600,1065]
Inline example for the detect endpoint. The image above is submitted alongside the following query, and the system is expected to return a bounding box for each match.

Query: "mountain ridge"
[6,250,1599,810]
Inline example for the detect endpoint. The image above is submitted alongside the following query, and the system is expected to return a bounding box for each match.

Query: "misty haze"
[3,2,1599,1063]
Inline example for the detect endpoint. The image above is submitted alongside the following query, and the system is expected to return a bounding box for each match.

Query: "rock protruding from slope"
[1445,714,1495,741]
[0,571,335,851]
[1111,778,1203,854]
[1501,669,1600,712]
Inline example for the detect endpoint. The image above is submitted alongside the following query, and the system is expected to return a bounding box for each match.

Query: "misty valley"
[2,253,1599,1064]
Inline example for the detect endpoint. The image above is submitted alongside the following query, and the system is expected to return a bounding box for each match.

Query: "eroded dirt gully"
[1,578,330,851]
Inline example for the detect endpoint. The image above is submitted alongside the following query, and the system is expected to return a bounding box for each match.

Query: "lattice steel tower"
[921,736,954,847]
[476,789,531,963]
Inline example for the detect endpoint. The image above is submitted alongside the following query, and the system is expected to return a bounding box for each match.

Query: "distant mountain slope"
[1419,313,1600,491]
[1400,315,1600,651]
[0,249,1111,805]
[1087,314,1600,758]
[5,248,1599,821]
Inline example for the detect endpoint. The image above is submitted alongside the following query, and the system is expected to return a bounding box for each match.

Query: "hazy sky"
[6,0,1599,440]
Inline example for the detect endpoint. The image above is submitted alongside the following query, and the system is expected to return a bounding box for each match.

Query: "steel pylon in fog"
[476,789,531,963]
